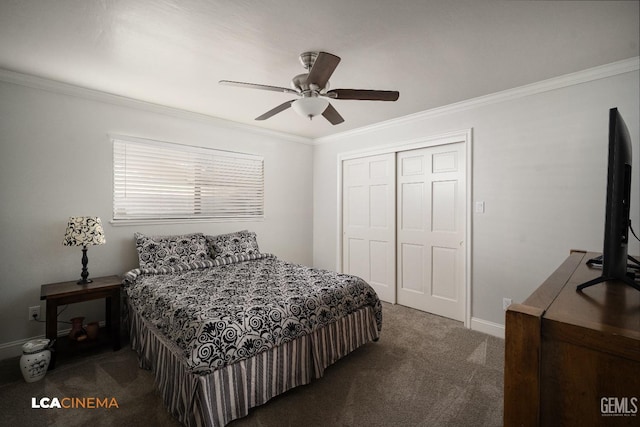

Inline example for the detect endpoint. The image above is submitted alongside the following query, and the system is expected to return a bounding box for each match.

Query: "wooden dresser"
[504,250,640,426]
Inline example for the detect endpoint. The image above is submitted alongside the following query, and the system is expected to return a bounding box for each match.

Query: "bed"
[122,231,382,426]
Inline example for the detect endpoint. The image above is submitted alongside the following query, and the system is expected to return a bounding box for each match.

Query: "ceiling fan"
[219,51,399,125]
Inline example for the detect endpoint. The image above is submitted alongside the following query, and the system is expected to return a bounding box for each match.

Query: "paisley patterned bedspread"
[124,256,382,375]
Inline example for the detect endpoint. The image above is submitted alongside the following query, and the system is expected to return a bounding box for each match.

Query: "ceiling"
[0,1,638,140]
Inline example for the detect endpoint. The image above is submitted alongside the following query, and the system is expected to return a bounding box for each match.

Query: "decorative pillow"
[134,232,210,269]
[206,230,260,260]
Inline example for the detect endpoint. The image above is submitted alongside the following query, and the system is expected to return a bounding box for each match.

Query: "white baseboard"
[0,322,105,361]
[470,317,505,339]
[0,336,41,361]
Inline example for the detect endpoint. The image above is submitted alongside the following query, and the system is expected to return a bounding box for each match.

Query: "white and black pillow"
[135,232,210,270]
[206,230,260,260]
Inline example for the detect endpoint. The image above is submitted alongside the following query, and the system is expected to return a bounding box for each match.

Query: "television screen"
[577,108,639,291]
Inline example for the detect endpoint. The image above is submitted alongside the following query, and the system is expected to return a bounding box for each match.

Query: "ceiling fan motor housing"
[291,73,310,93]
[291,73,328,95]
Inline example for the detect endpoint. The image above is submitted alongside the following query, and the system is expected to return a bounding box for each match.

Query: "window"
[112,136,264,222]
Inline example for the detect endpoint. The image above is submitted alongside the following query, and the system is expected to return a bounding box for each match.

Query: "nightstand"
[40,275,122,369]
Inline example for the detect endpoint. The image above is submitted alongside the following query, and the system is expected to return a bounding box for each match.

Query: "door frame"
[336,128,473,328]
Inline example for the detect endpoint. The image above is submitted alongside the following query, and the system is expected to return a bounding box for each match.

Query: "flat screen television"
[577,107,640,291]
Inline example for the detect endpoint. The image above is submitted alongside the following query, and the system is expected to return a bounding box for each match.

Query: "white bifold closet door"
[396,143,466,321]
[342,153,396,303]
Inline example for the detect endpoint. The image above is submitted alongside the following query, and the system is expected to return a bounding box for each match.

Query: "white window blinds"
[113,137,264,221]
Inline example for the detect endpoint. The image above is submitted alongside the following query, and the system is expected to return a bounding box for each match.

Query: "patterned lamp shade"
[63,216,106,247]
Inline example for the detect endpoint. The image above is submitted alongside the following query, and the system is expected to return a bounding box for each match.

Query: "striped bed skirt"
[127,301,380,426]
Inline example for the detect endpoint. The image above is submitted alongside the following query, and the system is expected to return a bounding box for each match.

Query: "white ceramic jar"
[20,338,51,382]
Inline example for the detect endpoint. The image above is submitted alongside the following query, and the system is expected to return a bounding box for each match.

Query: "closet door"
[342,153,396,303]
[397,143,466,321]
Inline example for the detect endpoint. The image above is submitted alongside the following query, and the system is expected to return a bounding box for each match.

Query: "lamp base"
[77,246,92,285]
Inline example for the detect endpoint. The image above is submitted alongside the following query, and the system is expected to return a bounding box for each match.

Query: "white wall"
[313,62,640,335]
[0,75,313,357]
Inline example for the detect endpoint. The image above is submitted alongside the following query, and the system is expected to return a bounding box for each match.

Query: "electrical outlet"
[502,298,512,311]
[28,306,40,321]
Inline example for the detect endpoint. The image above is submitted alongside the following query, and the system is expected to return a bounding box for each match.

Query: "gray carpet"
[0,303,504,426]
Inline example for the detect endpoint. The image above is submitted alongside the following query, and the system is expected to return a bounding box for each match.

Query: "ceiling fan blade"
[306,52,341,89]
[255,100,295,121]
[326,89,399,101]
[219,80,299,95]
[322,103,345,125]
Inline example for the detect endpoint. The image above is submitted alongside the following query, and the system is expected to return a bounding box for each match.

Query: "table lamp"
[63,216,106,284]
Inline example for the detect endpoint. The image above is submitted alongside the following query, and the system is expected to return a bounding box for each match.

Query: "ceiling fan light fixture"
[292,97,329,120]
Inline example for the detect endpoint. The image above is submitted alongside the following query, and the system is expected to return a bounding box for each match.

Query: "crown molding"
[2,57,637,147]
[0,68,313,146]
[314,56,640,145]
